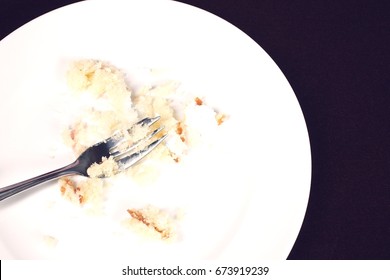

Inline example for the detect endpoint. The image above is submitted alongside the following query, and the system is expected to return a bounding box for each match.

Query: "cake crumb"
[87,156,119,178]
[195,97,203,106]
[126,206,176,240]
[215,113,226,126]
[59,177,104,206]
[175,122,186,143]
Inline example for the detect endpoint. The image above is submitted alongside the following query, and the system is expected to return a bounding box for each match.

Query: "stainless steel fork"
[0,116,167,201]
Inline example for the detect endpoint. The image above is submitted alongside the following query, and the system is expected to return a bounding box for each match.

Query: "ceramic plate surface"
[0,0,311,260]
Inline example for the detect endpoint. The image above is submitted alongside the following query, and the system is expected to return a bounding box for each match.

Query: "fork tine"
[116,134,168,170]
[108,116,162,154]
[137,116,161,127]
[110,126,165,157]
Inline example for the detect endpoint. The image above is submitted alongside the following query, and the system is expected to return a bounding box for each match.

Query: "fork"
[0,116,167,201]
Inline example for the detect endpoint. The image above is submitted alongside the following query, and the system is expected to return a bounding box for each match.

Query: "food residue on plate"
[125,206,178,241]
[57,59,226,240]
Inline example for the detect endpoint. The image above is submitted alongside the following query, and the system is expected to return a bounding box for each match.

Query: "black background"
[1,0,389,259]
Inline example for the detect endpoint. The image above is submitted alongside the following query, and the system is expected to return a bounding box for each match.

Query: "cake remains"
[126,206,176,240]
[58,59,226,240]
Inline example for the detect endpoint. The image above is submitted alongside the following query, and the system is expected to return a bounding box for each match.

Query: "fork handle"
[0,161,80,201]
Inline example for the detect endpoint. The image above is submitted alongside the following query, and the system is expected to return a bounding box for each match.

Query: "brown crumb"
[127,209,171,240]
[195,97,203,106]
[59,178,82,203]
[215,113,226,126]
[60,178,77,194]
[59,177,102,205]
[175,122,186,142]
[175,122,184,135]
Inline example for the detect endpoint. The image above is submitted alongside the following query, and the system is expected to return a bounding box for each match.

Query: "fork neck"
[0,161,84,201]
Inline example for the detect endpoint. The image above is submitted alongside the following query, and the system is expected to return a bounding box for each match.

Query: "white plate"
[0,0,311,260]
